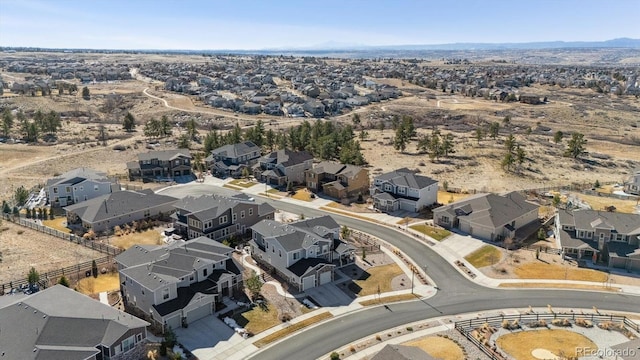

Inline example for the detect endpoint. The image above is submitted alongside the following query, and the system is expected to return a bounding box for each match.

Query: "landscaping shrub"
[330,352,340,360]
[575,318,593,328]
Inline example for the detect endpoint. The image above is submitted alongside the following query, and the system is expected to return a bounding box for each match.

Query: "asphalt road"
[160,184,640,360]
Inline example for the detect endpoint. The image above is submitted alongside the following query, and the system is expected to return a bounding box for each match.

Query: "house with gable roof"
[127,149,192,182]
[555,209,640,271]
[252,149,314,186]
[370,168,438,213]
[433,192,540,242]
[305,161,369,201]
[45,167,120,208]
[249,215,354,291]
[205,141,261,178]
[0,285,149,360]
[171,193,275,240]
[116,236,243,330]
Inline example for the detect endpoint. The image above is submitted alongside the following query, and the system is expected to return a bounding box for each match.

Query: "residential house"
[252,149,314,186]
[370,168,438,213]
[305,161,369,201]
[64,189,177,233]
[555,209,640,271]
[303,100,325,117]
[205,141,261,178]
[116,237,243,330]
[250,216,355,291]
[171,193,275,240]
[127,149,192,182]
[624,169,640,195]
[45,167,119,208]
[433,192,540,242]
[370,344,437,360]
[0,285,149,360]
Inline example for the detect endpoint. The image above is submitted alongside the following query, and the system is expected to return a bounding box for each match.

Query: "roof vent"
[42,315,46,319]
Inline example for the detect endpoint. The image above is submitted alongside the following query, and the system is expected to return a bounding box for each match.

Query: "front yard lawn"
[228,179,257,188]
[291,188,313,202]
[514,262,608,282]
[233,303,281,335]
[409,224,451,241]
[465,245,502,268]
[253,312,333,348]
[350,264,405,296]
[76,273,120,295]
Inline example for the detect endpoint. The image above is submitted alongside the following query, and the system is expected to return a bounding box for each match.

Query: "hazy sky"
[1,0,639,50]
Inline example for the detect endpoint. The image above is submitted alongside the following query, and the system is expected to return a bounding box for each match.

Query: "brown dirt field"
[404,336,465,360]
[568,192,639,214]
[0,221,104,284]
[496,329,597,360]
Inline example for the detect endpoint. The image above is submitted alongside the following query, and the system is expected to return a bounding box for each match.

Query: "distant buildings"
[624,169,640,195]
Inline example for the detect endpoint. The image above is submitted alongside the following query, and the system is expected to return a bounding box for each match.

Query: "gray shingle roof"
[45,167,112,187]
[435,192,539,229]
[251,216,339,252]
[260,149,313,167]
[371,344,436,360]
[137,148,191,161]
[0,285,148,360]
[376,168,437,189]
[570,210,640,235]
[173,194,274,221]
[212,141,260,159]
[64,190,177,223]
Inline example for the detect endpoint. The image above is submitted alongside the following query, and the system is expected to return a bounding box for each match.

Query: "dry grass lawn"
[352,264,405,296]
[437,190,471,205]
[223,184,243,190]
[514,262,608,282]
[319,206,380,223]
[465,245,502,268]
[360,293,419,306]
[253,312,333,348]
[110,229,163,249]
[76,273,120,295]
[499,283,619,291]
[409,224,451,241]
[233,303,281,335]
[496,329,597,360]
[404,336,465,360]
[569,192,639,213]
[228,179,257,188]
[42,217,71,233]
[291,188,313,202]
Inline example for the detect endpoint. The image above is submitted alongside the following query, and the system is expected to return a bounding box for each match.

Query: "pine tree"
[123,112,136,132]
[565,132,587,159]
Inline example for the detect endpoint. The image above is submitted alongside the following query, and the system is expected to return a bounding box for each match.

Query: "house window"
[141,289,145,295]
[578,231,584,238]
[143,210,150,218]
[122,336,135,352]
[189,274,194,281]
[248,208,253,216]
[279,250,282,257]
[384,184,391,191]
[220,216,228,224]
[441,216,450,224]
[94,185,99,191]
[136,334,142,342]
[233,213,237,222]
[293,252,299,260]
[65,186,71,193]
[241,211,245,218]
[398,187,405,194]
[162,288,169,300]
[53,187,58,194]
[203,268,208,277]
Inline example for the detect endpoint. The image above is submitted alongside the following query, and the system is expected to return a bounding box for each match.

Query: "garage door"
[165,314,182,330]
[319,271,332,285]
[186,304,211,324]
[400,200,415,212]
[302,275,315,291]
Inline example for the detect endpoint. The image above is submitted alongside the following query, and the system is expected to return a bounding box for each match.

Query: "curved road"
[159,184,640,359]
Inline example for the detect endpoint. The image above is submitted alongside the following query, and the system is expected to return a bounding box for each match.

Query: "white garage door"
[302,275,315,291]
[400,200,415,212]
[165,314,182,330]
[186,304,211,324]
[319,271,332,285]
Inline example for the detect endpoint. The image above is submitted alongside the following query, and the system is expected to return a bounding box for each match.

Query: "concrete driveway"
[305,283,355,307]
[174,315,244,360]
[436,233,485,258]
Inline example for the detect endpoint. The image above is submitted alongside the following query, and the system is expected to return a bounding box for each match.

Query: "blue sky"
[1,0,639,50]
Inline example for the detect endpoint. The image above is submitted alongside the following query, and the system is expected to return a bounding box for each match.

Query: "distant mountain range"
[278,38,640,51]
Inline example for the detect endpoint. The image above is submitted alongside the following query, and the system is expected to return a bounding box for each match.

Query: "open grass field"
[514,262,608,282]
[110,229,163,249]
[0,221,104,285]
[233,303,281,335]
[409,224,451,241]
[76,273,120,295]
[351,264,405,296]
[253,312,333,348]
[568,192,639,214]
[496,329,597,360]
[404,336,465,360]
[465,245,502,268]
[42,217,71,233]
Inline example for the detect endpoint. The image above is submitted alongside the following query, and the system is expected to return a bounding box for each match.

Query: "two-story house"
[0,285,149,360]
[250,216,355,291]
[127,149,192,182]
[624,169,640,195]
[433,192,540,242]
[252,149,314,186]
[116,237,243,330]
[305,161,369,201]
[171,193,275,240]
[205,141,261,178]
[370,168,438,213]
[64,189,177,234]
[45,167,120,208]
[555,209,640,271]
